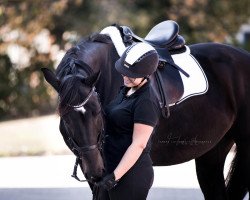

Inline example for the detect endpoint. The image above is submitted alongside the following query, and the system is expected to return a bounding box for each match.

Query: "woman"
[96,42,161,200]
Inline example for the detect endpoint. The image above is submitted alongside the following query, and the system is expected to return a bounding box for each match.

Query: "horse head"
[41,34,122,184]
[41,65,104,182]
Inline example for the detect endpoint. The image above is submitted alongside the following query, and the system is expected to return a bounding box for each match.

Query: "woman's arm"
[113,123,154,180]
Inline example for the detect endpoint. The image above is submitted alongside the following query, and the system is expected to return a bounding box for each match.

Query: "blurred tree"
[0,54,13,120]
[0,52,56,120]
[168,0,250,43]
[0,0,249,120]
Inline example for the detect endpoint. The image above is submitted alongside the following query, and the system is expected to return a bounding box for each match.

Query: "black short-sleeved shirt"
[104,81,160,172]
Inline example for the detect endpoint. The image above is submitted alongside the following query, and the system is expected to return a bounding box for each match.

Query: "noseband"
[69,135,104,182]
[68,127,104,182]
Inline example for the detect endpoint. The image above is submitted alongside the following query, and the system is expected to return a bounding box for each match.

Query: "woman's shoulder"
[134,87,161,111]
[139,85,159,103]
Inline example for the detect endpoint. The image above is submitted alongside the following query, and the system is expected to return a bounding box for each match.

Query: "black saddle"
[121,20,185,51]
[117,20,189,118]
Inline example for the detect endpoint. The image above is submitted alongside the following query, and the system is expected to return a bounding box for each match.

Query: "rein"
[63,116,104,182]
[71,130,105,184]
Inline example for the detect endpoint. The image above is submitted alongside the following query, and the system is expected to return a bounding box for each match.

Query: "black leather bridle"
[67,87,96,109]
[66,125,104,183]
[62,87,105,182]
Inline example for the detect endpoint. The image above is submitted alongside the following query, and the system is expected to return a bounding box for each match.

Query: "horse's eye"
[92,108,101,116]
[92,111,98,116]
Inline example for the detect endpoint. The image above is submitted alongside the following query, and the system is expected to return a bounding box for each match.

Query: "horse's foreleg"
[195,135,233,200]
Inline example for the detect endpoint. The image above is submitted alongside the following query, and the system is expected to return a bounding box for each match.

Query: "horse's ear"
[84,70,101,86]
[41,68,60,92]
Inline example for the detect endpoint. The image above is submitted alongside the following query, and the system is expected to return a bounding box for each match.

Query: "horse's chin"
[84,172,103,183]
[91,176,102,183]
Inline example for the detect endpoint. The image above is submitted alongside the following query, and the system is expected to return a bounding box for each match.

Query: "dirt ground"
[0,114,71,156]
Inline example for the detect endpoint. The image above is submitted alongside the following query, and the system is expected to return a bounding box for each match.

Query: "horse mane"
[88,33,112,44]
[56,33,113,116]
[56,33,112,78]
[55,46,79,79]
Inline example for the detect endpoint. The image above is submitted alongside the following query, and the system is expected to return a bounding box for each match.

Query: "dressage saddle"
[118,20,188,117]
[121,20,185,50]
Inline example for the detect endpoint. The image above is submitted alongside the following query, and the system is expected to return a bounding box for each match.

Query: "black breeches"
[99,154,154,200]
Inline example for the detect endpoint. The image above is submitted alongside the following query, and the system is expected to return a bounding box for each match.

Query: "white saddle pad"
[171,46,209,105]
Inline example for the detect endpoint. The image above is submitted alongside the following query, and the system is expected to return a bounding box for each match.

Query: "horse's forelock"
[58,76,85,116]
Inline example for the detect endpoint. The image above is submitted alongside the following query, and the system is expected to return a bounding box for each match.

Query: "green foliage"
[0,54,56,120]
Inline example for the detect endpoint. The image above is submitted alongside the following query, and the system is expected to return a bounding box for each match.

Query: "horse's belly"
[150,96,235,166]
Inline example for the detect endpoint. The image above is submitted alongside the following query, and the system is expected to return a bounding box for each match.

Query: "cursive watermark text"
[158,133,212,146]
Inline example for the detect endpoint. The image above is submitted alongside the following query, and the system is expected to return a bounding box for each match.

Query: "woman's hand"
[95,172,118,191]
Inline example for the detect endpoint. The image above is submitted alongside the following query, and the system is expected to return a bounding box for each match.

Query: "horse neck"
[94,43,123,107]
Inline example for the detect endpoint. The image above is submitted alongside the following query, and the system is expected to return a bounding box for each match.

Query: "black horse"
[42,32,250,199]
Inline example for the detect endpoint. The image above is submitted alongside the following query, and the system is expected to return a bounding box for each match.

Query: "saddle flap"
[150,64,184,108]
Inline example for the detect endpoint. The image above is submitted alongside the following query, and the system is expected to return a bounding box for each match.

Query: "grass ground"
[0,114,70,157]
